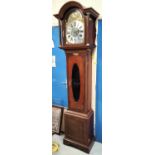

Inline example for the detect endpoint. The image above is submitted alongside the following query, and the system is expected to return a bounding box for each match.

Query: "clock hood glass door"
[65,9,85,44]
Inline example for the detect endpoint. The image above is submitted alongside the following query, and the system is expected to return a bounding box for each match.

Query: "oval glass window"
[72,64,80,101]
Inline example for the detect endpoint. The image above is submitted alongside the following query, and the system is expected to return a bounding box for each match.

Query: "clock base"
[63,110,94,153]
[63,136,94,153]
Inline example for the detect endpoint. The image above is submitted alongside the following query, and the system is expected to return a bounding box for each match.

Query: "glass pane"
[72,64,80,101]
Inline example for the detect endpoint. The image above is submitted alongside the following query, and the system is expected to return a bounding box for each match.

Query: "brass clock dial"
[66,10,84,44]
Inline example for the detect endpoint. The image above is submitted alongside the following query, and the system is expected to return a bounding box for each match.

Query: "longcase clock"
[54,1,99,153]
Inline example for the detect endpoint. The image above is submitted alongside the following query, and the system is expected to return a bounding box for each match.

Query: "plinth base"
[63,136,94,153]
[63,110,94,153]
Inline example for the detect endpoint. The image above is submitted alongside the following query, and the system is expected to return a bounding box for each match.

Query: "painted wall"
[52,20,102,143]
[95,20,102,142]
[52,27,68,107]
[52,0,102,26]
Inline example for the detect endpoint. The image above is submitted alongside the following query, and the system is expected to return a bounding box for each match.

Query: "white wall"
[52,0,102,26]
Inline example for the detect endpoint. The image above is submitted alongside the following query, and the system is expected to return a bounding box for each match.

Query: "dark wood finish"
[66,50,92,113]
[63,110,94,153]
[61,108,67,133]
[54,1,99,49]
[54,1,99,153]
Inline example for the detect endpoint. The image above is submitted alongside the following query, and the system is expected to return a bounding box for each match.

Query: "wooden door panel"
[67,53,85,112]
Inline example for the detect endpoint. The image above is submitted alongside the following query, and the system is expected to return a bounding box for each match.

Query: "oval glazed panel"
[72,64,80,102]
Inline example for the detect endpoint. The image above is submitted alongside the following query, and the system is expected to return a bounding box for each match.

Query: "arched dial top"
[65,10,84,44]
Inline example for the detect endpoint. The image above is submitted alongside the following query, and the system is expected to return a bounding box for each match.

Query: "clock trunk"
[63,50,94,153]
[66,50,92,113]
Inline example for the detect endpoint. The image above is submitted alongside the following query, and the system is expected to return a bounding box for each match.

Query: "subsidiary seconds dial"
[66,20,84,44]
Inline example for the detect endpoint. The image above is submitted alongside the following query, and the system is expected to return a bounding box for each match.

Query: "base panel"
[63,137,94,153]
[64,110,94,153]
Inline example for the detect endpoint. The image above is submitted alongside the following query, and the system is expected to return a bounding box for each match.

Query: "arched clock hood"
[54,1,99,50]
[54,1,99,20]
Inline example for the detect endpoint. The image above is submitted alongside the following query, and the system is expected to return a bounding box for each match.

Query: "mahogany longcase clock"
[54,1,99,153]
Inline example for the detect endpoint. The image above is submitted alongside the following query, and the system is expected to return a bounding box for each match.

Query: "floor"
[52,134,102,155]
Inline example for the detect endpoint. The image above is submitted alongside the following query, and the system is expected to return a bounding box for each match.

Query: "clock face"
[65,10,84,44]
